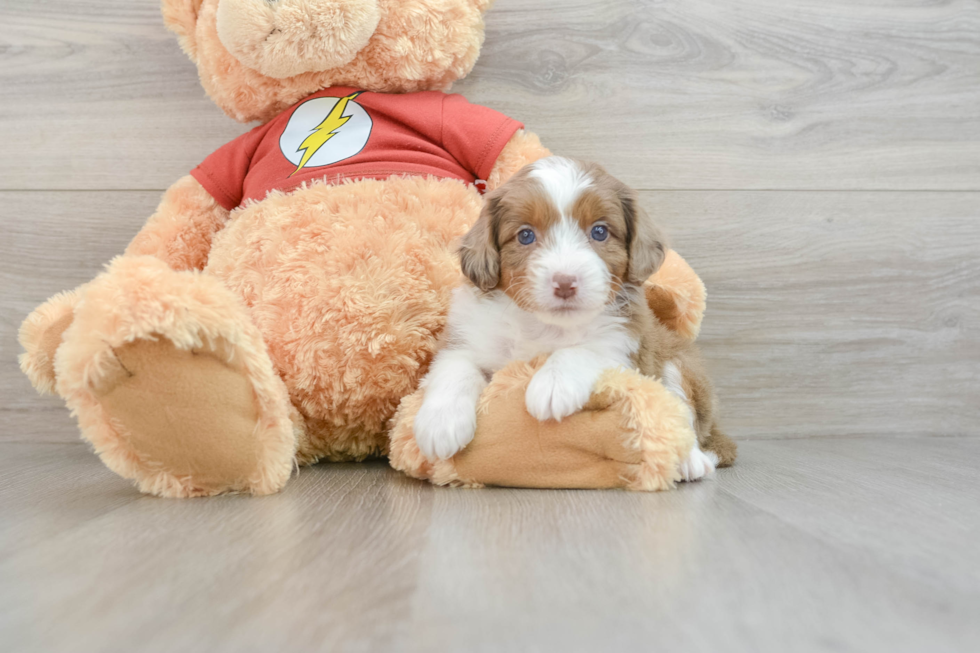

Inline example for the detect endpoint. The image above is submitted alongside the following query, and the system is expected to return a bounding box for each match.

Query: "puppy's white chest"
[448,285,635,374]
[507,325,589,362]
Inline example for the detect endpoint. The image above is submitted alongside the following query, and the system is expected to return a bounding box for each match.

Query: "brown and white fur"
[414,157,728,480]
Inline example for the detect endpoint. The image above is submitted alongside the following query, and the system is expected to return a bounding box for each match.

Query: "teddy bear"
[18,0,731,497]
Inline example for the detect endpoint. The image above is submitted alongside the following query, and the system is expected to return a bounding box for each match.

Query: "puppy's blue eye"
[518,228,536,245]
[591,224,609,241]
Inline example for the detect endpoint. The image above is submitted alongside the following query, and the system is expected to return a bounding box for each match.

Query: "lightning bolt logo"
[291,92,362,176]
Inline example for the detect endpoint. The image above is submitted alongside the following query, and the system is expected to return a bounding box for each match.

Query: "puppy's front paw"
[414,398,477,460]
[678,447,718,482]
[525,365,593,422]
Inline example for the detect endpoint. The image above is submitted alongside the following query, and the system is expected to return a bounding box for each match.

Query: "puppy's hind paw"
[678,447,718,482]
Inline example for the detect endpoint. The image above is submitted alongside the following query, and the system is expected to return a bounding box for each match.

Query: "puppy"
[414,157,724,481]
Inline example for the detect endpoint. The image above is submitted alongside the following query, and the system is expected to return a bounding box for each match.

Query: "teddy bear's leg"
[53,255,299,497]
[645,249,706,341]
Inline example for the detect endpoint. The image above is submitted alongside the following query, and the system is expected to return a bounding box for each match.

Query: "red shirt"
[191,87,523,210]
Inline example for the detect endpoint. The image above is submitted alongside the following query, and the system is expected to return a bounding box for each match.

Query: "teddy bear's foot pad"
[94,338,266,496]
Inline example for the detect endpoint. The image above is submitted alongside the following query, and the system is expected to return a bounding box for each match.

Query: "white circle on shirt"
[279,94,372,171]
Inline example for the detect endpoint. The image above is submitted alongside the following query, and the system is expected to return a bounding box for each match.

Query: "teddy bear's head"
[163,0,493,123]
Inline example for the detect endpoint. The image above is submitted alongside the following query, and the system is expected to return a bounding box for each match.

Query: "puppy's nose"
[552,274,578,300]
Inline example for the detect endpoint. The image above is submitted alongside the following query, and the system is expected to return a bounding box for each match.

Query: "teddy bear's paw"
[414,396,478,460]
[677,446,719,482]
[91,338,291,497]
[53,255,298,497]
[525,364,593,422]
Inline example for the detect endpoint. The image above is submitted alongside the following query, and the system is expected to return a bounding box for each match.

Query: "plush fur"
[19,1,715,496]
[126,174,230,270]
[206,175,482,463]
[216,0,382,79]
[18,289,81,395]
[644,252,706,341]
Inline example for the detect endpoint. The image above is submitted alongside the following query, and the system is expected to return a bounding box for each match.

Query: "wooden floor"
[1,1,978,651]
[2,438,979,652]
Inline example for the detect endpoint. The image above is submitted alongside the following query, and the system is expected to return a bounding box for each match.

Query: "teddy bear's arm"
[125,175,230,271]
[485,130,552,191]
[645,251,707,341]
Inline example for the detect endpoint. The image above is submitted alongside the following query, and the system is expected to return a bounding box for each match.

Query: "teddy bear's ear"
[161,0,204,60]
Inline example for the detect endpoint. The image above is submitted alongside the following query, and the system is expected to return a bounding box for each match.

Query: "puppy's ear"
[459,194,502,291]
[621,187,666,284]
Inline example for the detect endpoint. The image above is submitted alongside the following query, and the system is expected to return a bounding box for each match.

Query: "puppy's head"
[460,157,666,326]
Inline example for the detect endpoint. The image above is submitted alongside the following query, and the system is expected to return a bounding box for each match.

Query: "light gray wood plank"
[402,438,980,653]
[1,438,978,653]
[720,437,980,594]
[2,0,978,191]
[652,190,980,439]
[0,0,244,190]
[0,451,435,653]
[3,190,977,441]
[0,443,136,558]
[470,0,980,191]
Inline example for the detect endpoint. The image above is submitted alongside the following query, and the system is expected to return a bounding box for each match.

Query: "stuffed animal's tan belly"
[206,175,482,462]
